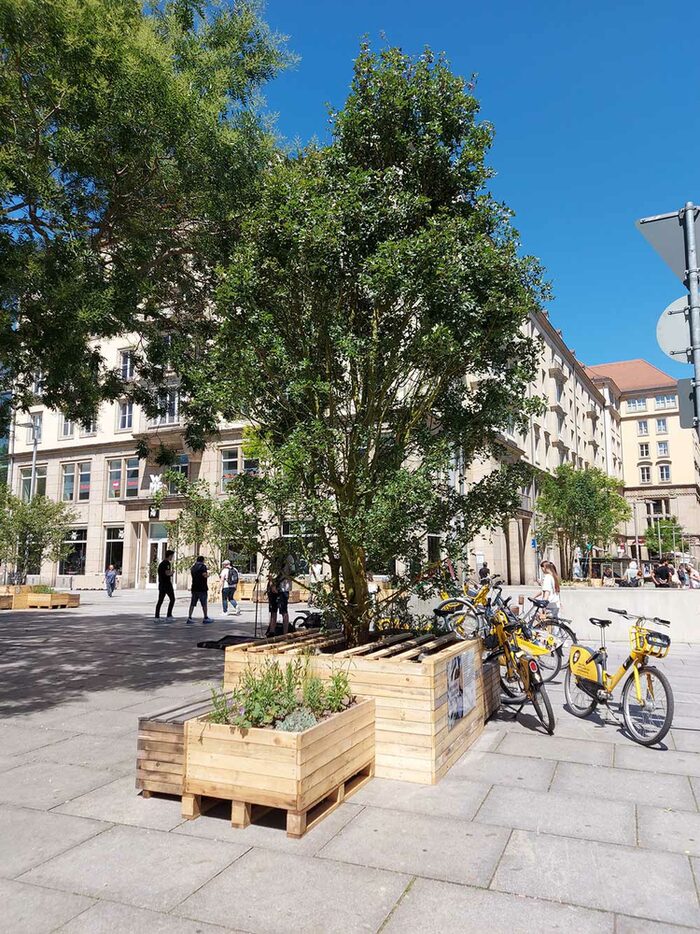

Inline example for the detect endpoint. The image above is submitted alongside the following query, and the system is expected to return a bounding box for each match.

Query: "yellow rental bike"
[565,607,674,746]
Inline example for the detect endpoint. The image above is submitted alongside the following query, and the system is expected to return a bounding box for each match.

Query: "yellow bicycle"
[565,607,674,746]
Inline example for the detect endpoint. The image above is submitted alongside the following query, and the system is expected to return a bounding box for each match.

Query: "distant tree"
[536,464,631,577]
[173,44,548,641]
[0,487,76,581]
[0,0,287,428]
[644,516,684,559]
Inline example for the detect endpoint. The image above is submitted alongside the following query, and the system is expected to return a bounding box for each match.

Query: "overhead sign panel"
[637,210,700,286]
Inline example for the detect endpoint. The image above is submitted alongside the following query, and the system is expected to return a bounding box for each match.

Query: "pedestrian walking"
[187,555,212,624]
[219,560,241,615]
[536,560,561,619]
[277,573,292,634]
[104,564,117,597]
[265,572,279,637]
[478,562,490,582]
[155,549,175,620]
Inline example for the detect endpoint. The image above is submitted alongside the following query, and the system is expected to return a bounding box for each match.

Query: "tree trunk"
[336,532,370,646]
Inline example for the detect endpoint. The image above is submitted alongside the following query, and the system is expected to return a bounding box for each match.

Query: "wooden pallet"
[136,694,215,797]
[183,761,374,839]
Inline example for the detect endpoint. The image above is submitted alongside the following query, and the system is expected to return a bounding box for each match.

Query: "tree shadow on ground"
[0,609,246,715]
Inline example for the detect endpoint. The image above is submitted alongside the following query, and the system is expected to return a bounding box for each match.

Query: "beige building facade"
[587,359,700,563]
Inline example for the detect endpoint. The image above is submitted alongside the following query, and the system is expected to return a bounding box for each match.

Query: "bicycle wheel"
[540,620,577,663]
[563,668,598,718]
[500,658,527,703]
[530,683,555,734]
[621,666,674,746]
[531,639,562,683]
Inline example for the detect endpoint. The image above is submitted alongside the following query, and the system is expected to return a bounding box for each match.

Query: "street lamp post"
[14,418,39,584]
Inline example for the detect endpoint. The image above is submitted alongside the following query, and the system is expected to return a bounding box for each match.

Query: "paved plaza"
[1,591,700,932]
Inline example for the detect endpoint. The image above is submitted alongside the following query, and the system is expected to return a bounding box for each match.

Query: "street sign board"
[678,378,696,429]
[657,296,690,362]
[637,210,700,286]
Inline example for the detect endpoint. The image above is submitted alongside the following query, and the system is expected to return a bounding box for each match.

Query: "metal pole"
[683,202,700,437]
[633,501,640,562]
[657,517,662,559]
[29,420,38,499]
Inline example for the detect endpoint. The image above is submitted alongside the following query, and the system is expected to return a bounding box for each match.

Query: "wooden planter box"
[11,594,29,609]
[26,592,80,609]
[0,594,12,610]
[225,633,492,785]
[183,697,375,837]
[136,695,215,797]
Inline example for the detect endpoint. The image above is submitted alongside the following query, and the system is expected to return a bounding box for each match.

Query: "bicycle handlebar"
[608,607,671,627]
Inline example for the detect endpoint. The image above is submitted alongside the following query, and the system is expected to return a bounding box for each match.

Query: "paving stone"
[176,846,410,934]
[615,745,700,777]
[448,750,556,790]
[58,708,140,736]
[58,901,237,933]
[0,761,117,809]
[669,729,700,754]
[383,877,613,934]
[615,917,697,934]
[54,775,185,831]
[551,761,697,810]
[0,805,109,877]
[0,877,94,933]
[174,799,364,856]
[474,784,636,845]
[492,829,700,927]
[0,755,26,773]
[350,775,490,820]
[19,824,247,911]
[638,805,700,856]
[25,732,135,771]
[318,805,509,886]
[496,732,614,766]
[0,723,76,755]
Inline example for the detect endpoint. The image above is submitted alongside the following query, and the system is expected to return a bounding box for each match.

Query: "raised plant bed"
[0,594,12,610]
[224,632,493,785]
[136,694,215,797]
[26,592,80,609]
[182,697,375,837]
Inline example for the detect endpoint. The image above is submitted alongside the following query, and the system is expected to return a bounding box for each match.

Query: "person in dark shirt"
[187,555,212,624]
[478,563,490,582]
[652,560,672,588]
[154,550,175,620]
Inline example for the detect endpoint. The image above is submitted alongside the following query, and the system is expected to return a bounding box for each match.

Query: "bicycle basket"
[633,627,670,658]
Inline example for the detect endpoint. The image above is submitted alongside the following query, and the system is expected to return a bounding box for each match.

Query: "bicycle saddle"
[529,597,549,608]
[433,607,454,619]
[590,617,612,628]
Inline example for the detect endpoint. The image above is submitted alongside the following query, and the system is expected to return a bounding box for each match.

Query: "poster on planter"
[447,649,476,730]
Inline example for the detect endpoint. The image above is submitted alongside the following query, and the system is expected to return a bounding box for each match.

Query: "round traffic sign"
[657,296,690,362]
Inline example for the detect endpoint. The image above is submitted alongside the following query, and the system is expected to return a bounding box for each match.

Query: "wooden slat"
[366,634,434,659]
[391,633,457,660]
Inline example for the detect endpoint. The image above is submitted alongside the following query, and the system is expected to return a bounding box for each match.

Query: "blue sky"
[263,0,699,378]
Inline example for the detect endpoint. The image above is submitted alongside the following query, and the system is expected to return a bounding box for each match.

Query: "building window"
[151,388,179,426]
[655,394,676,410]
[627,398,647,412]
[639,443,649,458]
[80,419,97,437]
[638,420,648,436]
[220,447,259,490]
[107,457,139,499]
[31,371,43,396]
[62,462,91,502]
[646,499,671,521]
[60,416,74,439]
[118,401,133,431]
[427,534,441,564]
[105,527,124,572]
[120,350,135,381]
[26,412,42,444]
[657,441,669,457]
[659,465,671,482]
[281,519,313,574]
[168,453,189,493]
[59,528,88,575]
[19,465,47,501]
[639,466,651,484]
[656,418,667,434]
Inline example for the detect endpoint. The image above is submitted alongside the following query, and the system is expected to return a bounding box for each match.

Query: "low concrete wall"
[411,586,700,643]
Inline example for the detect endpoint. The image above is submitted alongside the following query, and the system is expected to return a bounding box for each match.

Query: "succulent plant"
[275,707,318,732]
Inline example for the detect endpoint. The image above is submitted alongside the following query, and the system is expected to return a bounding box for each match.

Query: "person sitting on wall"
[652,560,672,589]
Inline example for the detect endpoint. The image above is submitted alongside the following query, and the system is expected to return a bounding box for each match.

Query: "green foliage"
[643,517,684,558]
[0,0,288,424]
[0,485,77,580]
[536,465,631,577]
[174,43,547,639]
[275,708,317,732]
[28,584,54,593]
[207,657,353,730]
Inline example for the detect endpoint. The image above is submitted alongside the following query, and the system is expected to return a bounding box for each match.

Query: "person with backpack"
[220,560,241,615]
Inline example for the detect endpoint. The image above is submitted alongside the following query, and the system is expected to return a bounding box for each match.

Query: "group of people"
[650,559,700,589]
[153,552,241,623]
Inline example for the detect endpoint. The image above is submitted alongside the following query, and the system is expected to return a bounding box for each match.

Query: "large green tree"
[0,0,286,427]
[644,516,684,558]
[174,45,547,639]
[0,486,76,580]
[536,464,631,577]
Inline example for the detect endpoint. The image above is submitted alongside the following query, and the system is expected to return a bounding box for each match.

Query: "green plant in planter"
[208,657,353,730]
[29,584,54,594]
[276,708,317,732]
